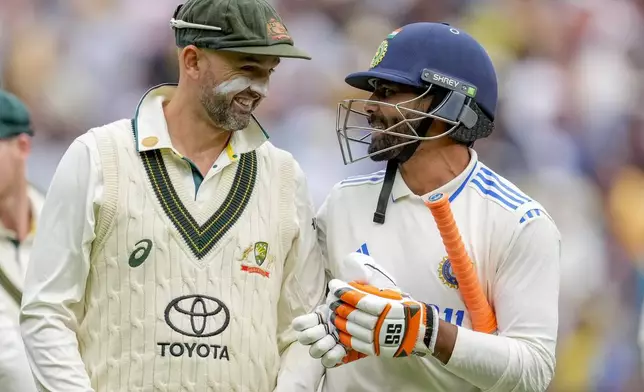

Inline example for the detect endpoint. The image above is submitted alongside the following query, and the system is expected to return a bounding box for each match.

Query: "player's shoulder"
[64,118,132,157]
[86,118,133,136]
[324,169,387,203]
[257,140,296,162]
[79,118,134,146]
[256,141,306,178]
[317,169,386,224]
[334,169,387,191]
[468,161,554,228]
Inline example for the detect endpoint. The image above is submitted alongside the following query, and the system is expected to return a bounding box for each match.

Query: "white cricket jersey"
[20,85,326,392]
[318,149,561,392]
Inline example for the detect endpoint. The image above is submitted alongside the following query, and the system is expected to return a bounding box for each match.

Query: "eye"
[240,65,256,72]
[379,87,396,98]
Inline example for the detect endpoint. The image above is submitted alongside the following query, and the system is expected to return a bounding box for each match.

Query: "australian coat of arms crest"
[239,241,274,278]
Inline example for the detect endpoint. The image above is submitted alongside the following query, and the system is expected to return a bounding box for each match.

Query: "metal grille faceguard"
[335,85,477,165]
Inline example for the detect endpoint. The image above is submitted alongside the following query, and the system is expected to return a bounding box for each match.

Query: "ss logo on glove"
[384,324,403,345]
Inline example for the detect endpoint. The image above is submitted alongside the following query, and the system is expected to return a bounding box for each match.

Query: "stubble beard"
[199,74,254,132]
[367,116,417,162]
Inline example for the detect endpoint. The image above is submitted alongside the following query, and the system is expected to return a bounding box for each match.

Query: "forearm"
[431,322,555,392]
[430,215,559,392]
[274,341,324,392]
[21,310,93,391]
[18,136,99,391]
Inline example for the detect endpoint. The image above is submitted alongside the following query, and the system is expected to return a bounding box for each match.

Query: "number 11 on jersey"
[428,304,465,327]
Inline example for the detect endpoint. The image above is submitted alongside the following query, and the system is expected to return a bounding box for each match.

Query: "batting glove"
[328,279,440,359]
[292,301,365,368]
[292,252,399,367]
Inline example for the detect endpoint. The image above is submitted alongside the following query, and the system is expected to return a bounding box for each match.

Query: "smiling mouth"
[233,97,255,112]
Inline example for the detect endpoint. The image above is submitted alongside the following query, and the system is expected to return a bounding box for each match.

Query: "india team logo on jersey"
[239,241,274,278]
[438,256,459,289]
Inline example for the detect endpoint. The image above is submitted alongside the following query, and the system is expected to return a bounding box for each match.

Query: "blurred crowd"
[1,0,644,390]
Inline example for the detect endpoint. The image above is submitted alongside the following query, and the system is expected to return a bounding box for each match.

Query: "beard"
[367,114,418,162]
[199,71,258,131]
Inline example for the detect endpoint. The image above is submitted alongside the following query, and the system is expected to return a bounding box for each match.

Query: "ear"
[179,45,204,80]
[15,134,31,158]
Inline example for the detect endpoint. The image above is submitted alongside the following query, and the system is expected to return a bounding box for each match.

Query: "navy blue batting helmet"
[345,22,498,121]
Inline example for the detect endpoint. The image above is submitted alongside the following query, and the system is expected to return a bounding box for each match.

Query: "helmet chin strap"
[372,116,434,224]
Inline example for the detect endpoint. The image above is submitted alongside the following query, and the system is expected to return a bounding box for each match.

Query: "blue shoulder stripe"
[474,172,528,206]
[478,166,531,202]
[340,171,386,186]
[519,208,543,224]
[345,170,385,180]
[471,179,520,210]
[470,166,532,211]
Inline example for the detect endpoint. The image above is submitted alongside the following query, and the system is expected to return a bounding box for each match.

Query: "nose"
[363,94,381,114]
[247,89,262,100]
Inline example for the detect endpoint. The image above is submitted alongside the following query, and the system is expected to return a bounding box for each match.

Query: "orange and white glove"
[292,253,402,367]
[291,300,364,368]
[327,279,439,359]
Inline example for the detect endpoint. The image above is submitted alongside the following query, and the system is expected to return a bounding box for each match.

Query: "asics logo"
[129,239,153,268]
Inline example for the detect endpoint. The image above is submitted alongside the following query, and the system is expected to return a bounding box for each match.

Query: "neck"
[0,180,31,242]
[399,143,470,196]
[163,88,231,174]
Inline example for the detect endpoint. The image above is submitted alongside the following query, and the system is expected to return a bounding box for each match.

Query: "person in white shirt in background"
[19,0,326,391]
[0,88,41,392]
[294,22,561,392]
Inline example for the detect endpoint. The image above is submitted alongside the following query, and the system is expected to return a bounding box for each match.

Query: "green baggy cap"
[171,0,311,60]
[0,90,33,139]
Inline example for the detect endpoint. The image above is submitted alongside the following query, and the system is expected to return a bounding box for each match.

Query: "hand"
[327,279,437,358]
[292,253,419,367]
[292,302,366,368]
[292,252,388,368]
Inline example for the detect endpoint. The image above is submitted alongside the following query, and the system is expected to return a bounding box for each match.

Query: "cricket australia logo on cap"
[267,18,290,41]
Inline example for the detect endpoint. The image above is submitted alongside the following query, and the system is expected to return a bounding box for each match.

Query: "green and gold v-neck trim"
[132,118,258,260]
[140,148,257,259]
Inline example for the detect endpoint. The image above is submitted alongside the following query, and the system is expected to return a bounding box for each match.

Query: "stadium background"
[1,0,643,390]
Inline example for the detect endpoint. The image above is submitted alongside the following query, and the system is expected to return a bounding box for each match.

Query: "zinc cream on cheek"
[214,76,269,98]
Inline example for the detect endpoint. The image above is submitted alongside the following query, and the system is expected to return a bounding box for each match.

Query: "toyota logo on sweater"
[158,295,231,360]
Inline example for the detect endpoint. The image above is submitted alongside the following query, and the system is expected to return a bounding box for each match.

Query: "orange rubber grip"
[425,193,497,334]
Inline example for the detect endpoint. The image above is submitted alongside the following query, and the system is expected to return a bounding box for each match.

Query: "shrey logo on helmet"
[158,295,231,360]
